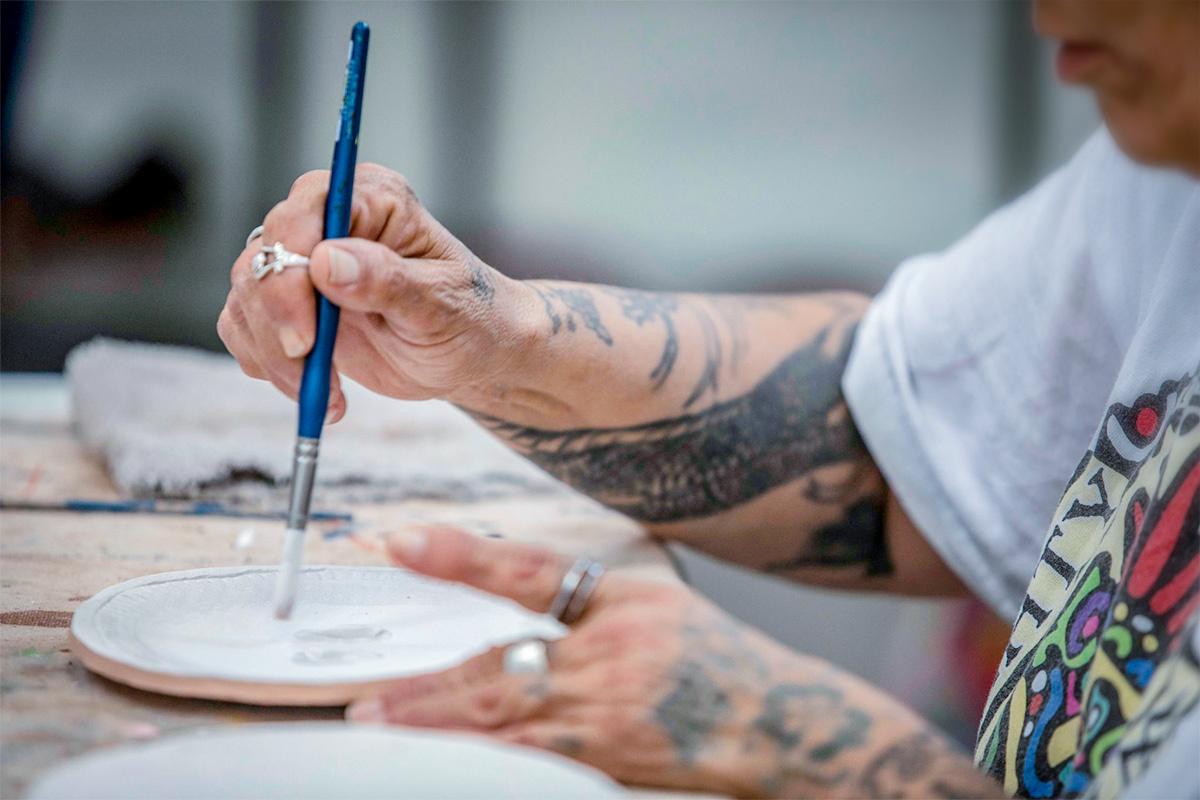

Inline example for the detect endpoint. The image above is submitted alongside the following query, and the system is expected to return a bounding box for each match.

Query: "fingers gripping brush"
[274,22,370,619]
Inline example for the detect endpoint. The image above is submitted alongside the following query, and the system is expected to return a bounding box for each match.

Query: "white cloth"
[66,338,561,506]
[844,128,1200,799]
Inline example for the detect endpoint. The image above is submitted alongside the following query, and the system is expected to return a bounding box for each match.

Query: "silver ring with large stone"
[547,557,605,626]
[502,638,550,675]
[251,242,311,281]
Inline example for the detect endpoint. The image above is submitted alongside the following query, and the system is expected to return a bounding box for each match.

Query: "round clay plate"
[70,565,564,705]
[26,723,624,799]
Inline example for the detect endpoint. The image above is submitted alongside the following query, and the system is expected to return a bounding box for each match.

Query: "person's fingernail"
[327,247,361,284]
[347,698,383,723]
[388,529,427,562]
[279,327,309,359]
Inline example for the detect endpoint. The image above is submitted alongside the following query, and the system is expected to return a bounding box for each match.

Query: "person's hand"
[345,527,983,798]
[218,165,531,420]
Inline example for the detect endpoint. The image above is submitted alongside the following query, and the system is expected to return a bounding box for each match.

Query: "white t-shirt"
[844,129,1200,799]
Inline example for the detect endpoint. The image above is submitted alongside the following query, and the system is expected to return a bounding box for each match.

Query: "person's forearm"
[715,648,1004,798]
[455,281,911,589]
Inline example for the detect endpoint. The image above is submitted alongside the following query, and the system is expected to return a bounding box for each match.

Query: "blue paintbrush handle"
[298,21,369,439]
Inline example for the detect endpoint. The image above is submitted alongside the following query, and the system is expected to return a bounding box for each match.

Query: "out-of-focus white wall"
[489,1,1001,290]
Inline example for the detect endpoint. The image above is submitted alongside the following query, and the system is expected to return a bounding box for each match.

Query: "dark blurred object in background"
[2,2,193,372]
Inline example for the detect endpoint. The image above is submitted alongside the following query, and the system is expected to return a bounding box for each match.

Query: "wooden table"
[0,375,706,799]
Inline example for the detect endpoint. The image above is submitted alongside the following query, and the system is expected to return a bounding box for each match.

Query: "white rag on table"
[65,338,561,507]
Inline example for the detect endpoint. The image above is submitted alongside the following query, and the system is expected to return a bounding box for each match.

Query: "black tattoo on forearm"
[476,319,866,522]
[765,497,893,576]
[751,683,872,791]
[858,732,1000,799]
[530,284,613,345]
[707,295,789,376]
[605,288,721,406]
[608,289,680,390]
[683,304,723,409]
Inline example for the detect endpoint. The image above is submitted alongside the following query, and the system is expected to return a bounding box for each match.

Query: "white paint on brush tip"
[273,528,306,619]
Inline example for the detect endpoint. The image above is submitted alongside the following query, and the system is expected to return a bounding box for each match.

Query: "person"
[218,1,1199,796]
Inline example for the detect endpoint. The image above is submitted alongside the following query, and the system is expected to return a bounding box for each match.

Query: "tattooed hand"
[347,527,1001,798]
[218,164,530,417]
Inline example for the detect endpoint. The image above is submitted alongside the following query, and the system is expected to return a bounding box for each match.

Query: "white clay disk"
[26,723,623,799]
[70,565,564,705]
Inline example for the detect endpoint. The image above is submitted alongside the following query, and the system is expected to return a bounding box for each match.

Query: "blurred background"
[2,0,1099,742]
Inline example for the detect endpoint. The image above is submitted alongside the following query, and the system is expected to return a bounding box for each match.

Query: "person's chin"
[1098,93,1200,176]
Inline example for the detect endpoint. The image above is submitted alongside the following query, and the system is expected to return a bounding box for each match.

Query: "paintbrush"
[0,498,352,523]
[274,21,370,619]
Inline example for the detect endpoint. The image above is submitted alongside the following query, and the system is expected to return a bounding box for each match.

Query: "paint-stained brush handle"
[298,20,370,439]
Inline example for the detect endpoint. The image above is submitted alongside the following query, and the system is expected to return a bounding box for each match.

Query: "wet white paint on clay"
[73,566,564,684]
[26,723,622,799]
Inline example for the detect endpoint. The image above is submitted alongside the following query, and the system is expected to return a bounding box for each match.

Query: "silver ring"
[246,224,265,248]
[251,242,311,281]
[547,557,605,626]
[502,638,550,675]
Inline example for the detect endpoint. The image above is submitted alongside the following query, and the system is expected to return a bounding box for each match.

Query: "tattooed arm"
[353,526,1005,799]
[220,164,959,595]
[464,283,961,595]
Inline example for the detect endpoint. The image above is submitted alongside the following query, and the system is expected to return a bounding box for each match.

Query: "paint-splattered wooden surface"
[0,377,713,799]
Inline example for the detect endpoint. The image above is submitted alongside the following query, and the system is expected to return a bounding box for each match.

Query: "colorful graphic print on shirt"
[974,367,1200,799]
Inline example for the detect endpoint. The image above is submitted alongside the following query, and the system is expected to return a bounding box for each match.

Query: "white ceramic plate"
[26,723,624,799]
[70,565,564,705]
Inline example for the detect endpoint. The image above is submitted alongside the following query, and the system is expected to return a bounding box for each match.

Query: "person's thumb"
[386,526,581,617]
[309,237,416,314]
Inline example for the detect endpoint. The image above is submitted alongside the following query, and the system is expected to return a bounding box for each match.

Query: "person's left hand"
[345,526,920,798]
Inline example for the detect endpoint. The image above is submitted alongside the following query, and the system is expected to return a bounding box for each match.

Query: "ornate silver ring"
[251,242,311,281]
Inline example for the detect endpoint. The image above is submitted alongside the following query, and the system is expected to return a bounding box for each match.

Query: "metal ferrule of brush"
[285,436,320,530]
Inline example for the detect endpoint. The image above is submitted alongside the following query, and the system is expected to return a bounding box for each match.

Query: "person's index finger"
[261,198,325,257]
[387,526,570,615]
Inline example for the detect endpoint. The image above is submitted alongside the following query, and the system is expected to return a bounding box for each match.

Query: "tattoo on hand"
[467,259,495,303]
[654,660,732,766]
[476,317,867,522]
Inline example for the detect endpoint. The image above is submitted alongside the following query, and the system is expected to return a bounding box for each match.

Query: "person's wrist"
[445,276,565,422]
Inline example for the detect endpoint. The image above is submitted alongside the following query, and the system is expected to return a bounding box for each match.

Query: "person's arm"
[350,526,1004,799]
[219,165,963,597]
[462,284,962,596]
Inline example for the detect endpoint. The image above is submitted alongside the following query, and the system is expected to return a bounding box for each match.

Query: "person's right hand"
[218,165,530,421]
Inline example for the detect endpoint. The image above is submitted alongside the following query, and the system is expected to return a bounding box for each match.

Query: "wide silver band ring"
[547,556,605,626]
[502,638,550,675]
